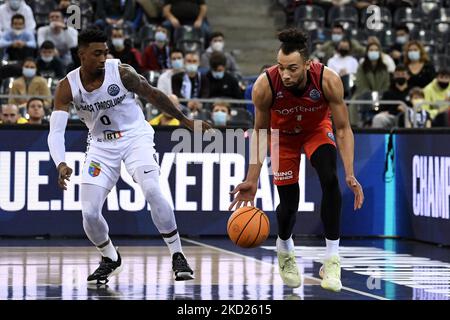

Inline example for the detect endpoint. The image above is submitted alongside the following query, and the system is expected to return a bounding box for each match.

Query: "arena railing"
[1,94,448,128]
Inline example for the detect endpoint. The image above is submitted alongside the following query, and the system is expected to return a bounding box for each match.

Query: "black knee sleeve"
[276,183,300,240]
[311,144,342,240]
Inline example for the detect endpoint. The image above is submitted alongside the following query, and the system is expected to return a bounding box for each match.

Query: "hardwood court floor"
[0,237,448,300]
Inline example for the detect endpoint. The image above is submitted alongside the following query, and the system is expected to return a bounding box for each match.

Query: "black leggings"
[276,144,342,240]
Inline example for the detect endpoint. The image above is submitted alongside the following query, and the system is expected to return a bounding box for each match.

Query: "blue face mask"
[368,51,380,61]
[171,58,184,69]
[212,111,227,126]
[332,34,343,43]
[396,35,408,45]
[408,50,420,61]
[155,31,167,42]
[212,71,224,79]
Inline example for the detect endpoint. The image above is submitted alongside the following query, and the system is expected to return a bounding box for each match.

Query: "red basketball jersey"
[266,62,332,134]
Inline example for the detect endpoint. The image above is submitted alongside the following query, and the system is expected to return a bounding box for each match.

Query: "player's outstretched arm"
[322,67,364,210]
[48,77,73,190]
[119,63,211,132]
[229,73,272,210]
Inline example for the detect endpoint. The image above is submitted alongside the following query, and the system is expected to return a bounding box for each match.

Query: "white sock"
[325,238,340,259]
[276,236,295,253]
[163,233,182,255]
[98,239,118,261]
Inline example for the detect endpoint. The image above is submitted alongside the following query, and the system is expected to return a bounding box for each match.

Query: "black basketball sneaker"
[172,252,194,281]
[87,250,123,285]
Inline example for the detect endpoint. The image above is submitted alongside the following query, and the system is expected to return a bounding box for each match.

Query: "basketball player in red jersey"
[229,28,364,292]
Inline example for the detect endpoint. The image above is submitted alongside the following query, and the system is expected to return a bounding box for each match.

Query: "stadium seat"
[432,54,450,70]
[421,0,443,15]
[327,5,359,29]
[174,26,204,54]
[229,108,253,127]
[138,24,157,51]
[393,7,422,29]
[294,5,325,31]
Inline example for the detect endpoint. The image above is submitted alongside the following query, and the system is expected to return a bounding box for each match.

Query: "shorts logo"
[274,170,294,180]
[88,161,101,177]
[309,89,321,101]
[327,132,336,142]
[107,84,120,96]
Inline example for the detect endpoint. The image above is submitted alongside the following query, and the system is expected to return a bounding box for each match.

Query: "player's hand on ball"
[228,180,257,211]
[346,175,364,210]
[57,162,73,190]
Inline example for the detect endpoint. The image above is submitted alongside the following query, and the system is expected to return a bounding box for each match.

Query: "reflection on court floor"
[0,238,448,300]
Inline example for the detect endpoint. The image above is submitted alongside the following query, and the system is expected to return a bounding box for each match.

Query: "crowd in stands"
[0,0,449,128]
[279,0,450,128]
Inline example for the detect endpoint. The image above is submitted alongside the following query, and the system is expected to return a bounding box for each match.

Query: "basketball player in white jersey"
[48,28,211,284]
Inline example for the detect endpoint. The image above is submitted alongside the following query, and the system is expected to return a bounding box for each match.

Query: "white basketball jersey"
[67,59,154,143]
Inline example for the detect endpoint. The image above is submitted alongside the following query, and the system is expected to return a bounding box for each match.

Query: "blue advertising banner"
[395,133,450,245]
[0,127,388,237]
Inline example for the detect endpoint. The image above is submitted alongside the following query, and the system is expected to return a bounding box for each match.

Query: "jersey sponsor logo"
[103,130,123,141]
[88,161,101,177]
[327,132,336,142]
[309,89,321,101]
[108,84,120,96]
[274,104,324,115]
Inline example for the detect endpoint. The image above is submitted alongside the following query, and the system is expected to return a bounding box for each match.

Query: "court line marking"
[181,237,388,300]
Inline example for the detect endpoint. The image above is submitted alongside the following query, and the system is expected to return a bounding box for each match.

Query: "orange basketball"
[227,206,270,248]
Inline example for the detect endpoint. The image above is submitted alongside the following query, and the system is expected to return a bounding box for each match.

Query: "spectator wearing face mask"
[327,38,358,77]
[142,26,171,72]
[353,42,390,99]
[423,69,450,119]
[210,101,230,127]
[206,51,242,100]
[398,87,431,128]
[157,49,185,95]
[37,10,78,66]
[372,65,411,128]
[403,40,436,88]
[26,97,47,125]
[109,27,142,74]
[8,58,51,110]
[172,51,210,113]
[0,14,35,62]
[200,32,240,78]
[36,41,65,80]
[389,24,409,65]
[0,0,36,33]
[312,23,365,63]
[367,36,396,73]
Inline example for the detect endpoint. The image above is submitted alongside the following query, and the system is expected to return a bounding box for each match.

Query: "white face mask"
[112,38,125,49]
[9,0,21,11]
[23,67,36,78]
[155,31,167,43]
[13,28,23,36]
[41,55,53,63]
[211,41,224,52]
[185,63,198,73]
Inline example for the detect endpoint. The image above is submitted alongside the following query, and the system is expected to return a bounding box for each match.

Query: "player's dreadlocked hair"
[78,28,107,48]
[278,28,309,59]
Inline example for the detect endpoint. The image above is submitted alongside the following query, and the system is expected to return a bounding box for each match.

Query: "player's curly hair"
[278,28,309,59]
[78,27,107,48]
